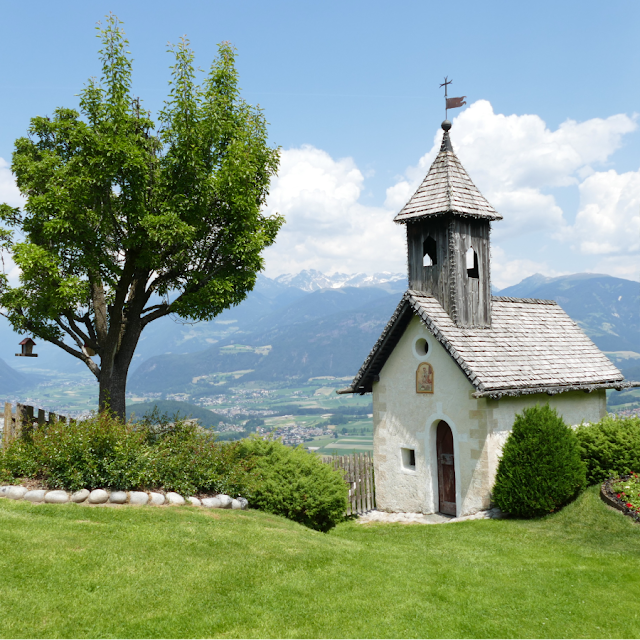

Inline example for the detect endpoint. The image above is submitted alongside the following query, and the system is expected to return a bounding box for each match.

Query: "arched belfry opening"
[466,246,479,279]
[394,120,502,327]
[423,236,437,267]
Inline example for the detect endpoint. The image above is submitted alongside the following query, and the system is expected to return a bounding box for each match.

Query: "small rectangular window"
[401,447,416,470]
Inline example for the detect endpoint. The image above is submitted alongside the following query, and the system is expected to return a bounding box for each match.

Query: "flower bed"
[600,473,640,523]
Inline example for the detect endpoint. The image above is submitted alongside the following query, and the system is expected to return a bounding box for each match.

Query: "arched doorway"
[436,421,456,515]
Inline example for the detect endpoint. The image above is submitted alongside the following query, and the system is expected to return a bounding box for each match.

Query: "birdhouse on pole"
[16,338,38,357]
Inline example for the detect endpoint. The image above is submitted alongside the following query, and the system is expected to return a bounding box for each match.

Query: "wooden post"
[15,403,25,440]
[360,453,365,513]
[353,453,358,514]
[364,453,370,512]
[369,453,375,510]
[3,402,11,447]
[23,405,34,438]
[371,452,376,509]
[355,453,364,513]
[347,455,353,516]
[37,408,45,426]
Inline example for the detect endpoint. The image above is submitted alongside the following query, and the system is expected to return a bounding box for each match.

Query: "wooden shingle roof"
[338,291,635,398]
[393,130,502,223]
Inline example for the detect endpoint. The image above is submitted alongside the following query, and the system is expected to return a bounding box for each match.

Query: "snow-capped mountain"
[273,269,406,292]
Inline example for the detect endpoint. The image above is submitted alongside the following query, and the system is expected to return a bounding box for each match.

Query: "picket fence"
[1,403,72,448]
[323,452,376,515]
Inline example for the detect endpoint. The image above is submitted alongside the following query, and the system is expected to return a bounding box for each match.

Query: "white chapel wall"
[372,315,608,517]
[373,315,484,516]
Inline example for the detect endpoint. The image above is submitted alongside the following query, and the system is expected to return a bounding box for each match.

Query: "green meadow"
[1,485,639,638]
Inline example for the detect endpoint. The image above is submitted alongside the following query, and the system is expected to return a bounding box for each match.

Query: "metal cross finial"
[439,77,453,119]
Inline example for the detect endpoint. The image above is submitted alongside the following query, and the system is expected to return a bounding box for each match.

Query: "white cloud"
[386,100,637,242]
[591,255,640,282]
[0,157,24,209]
[262,145,405,276]
[263,100,639,280]
[490,245,566,291]
[568,168,640,256]
[0,157,22,286]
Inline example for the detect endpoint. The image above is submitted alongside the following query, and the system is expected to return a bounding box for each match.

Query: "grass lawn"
[1,486,639,638]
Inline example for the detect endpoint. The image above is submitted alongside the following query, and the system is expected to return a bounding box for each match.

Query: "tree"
[0,16,282,419]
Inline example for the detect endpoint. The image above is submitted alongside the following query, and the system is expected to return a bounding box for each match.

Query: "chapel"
[338,119,634,517]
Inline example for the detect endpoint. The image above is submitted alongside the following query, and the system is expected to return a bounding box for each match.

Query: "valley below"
[1,270,638,446]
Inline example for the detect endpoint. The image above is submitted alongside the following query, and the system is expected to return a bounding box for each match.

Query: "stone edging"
[0,485,248,510]
[600,476,640,523]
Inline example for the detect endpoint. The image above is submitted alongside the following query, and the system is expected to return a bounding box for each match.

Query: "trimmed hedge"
[236,436,348,532]
[493,405,586,518]
[575,415,640,485]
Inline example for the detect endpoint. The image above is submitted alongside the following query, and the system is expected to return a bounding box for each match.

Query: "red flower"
[626,503,633,508]
[617,493,621,498]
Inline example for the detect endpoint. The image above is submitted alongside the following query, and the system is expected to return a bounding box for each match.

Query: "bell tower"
[395,120,502,327]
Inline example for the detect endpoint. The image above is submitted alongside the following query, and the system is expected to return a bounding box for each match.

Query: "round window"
[415,338,429,357]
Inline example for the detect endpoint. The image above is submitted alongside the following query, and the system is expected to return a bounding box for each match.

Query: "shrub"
[575,415,640,485]
[17,412,151,491]
[0,439,39,482]
[492,404,586,518]
[0,411,253,496]
[236,436,348,532]
[147,420,254,496]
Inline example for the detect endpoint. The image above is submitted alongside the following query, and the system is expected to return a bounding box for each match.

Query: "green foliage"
[0,412,251,496]
[127,400,226,429]
[0,15,282,417]
[146,420,253,496]
[493,404,586,518]
[236,436,347,531]
[0,413,149,491]
[575,415,640,484]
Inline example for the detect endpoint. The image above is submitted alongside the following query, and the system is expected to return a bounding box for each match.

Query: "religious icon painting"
[416,362,434,394]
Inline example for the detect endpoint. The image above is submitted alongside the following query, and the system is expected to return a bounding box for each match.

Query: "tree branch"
[141,303,172,327]
[64,313,95,350]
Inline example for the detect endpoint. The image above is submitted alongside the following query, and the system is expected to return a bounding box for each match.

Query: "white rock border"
[0,485,249,510]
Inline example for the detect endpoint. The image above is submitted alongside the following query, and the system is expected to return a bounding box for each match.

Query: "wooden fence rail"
[323,452,376,515]
[1,403,71,448]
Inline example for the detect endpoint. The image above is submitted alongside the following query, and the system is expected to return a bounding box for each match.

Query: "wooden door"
[437,421,456,515]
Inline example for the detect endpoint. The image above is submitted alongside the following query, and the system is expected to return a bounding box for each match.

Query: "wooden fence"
[323,452,376,515]
[1,403,71,448]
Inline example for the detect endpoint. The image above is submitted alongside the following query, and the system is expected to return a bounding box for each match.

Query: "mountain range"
[129,272,640,395]
[0,270,638,395]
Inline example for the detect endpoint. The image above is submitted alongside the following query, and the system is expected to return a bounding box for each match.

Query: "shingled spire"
[394,121,501,223]
[397,121,501,328]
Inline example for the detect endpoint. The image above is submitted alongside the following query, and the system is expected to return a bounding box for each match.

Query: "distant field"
[307,435,373,455]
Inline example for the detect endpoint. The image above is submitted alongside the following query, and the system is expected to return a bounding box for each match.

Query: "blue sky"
[1,0,639,287]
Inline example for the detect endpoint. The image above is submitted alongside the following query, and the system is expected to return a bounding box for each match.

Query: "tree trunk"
[98,364,128,421]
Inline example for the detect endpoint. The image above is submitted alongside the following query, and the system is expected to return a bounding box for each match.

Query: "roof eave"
[393,210,503,224]
[472,380,637,400]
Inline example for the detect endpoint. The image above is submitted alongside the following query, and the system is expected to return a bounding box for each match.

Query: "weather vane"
[439,77,467,120]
